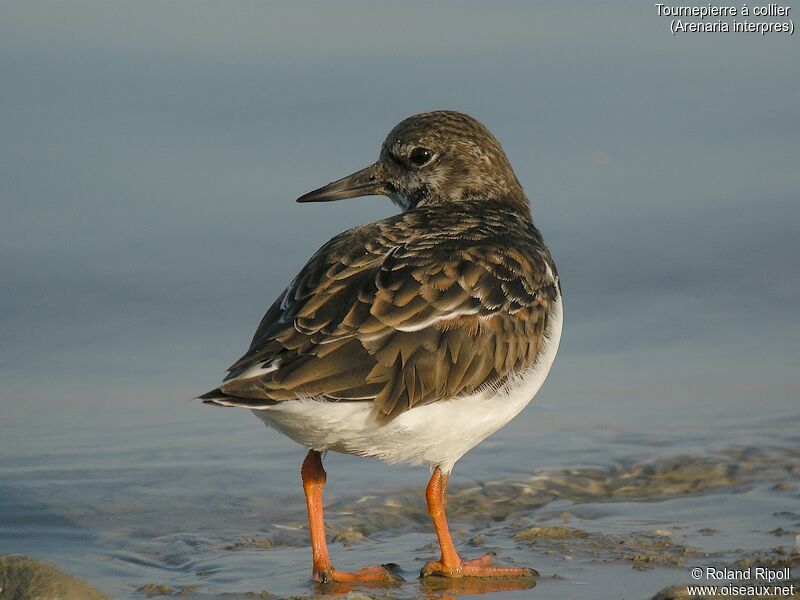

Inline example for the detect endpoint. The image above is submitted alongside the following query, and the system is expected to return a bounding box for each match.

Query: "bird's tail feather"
[196,388,279,409]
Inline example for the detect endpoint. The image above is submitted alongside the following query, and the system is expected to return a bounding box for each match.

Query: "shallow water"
[2,385,798,599]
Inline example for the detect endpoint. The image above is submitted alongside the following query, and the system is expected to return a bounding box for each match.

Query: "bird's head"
[297,111,526,210]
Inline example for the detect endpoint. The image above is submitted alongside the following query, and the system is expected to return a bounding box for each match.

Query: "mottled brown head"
[297,111,526,210]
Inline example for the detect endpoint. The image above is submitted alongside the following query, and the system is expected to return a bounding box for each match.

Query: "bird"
[200,110,562,584]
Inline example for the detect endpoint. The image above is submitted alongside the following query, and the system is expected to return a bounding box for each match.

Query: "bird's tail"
[195,387,279,409]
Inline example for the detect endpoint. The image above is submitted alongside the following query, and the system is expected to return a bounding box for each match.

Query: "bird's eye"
[409,147,434,167]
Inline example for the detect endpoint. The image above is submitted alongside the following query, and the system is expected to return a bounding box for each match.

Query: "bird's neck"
[413,190,530,215]
[405,196,534,227]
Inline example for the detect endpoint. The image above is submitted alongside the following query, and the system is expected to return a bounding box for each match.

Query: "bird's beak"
[296,162,389,203]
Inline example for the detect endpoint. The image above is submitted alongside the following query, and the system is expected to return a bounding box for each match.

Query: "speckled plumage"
[376,111,527,209]
[199,110,562,583]
[204,201,558,418]
[201,111,560,425]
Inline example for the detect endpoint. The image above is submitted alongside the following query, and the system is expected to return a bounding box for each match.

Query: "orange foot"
[420,552,538,579]
[315,562,403,584]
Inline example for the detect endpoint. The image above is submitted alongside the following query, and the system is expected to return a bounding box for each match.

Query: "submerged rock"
[0,555,109,600]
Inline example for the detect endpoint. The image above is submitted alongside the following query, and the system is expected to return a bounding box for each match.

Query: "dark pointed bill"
[296,163,388,203]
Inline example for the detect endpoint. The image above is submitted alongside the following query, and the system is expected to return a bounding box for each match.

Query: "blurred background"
[1,2,798,599]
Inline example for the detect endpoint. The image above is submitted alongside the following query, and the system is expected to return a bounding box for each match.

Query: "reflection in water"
[306,573,536,599]
[419,575,536,598]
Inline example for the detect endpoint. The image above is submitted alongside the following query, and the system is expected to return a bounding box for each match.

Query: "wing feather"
[206,202,559,417]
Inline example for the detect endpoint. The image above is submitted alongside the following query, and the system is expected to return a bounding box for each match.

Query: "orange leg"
[420,467,537,579]
[301,450,399,584]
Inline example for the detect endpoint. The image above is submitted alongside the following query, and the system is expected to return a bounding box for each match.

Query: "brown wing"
[204,204,559,416]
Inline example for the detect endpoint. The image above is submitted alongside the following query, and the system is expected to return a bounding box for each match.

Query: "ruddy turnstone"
[200,111,562,583]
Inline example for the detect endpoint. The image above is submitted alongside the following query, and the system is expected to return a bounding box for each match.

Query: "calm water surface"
[2,384,798,598]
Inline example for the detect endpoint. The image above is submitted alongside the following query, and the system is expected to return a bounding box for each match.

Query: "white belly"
[253,293,562,474]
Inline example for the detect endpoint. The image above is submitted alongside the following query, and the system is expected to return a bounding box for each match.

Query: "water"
[1,2,799,599]
[2,385,798,598]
